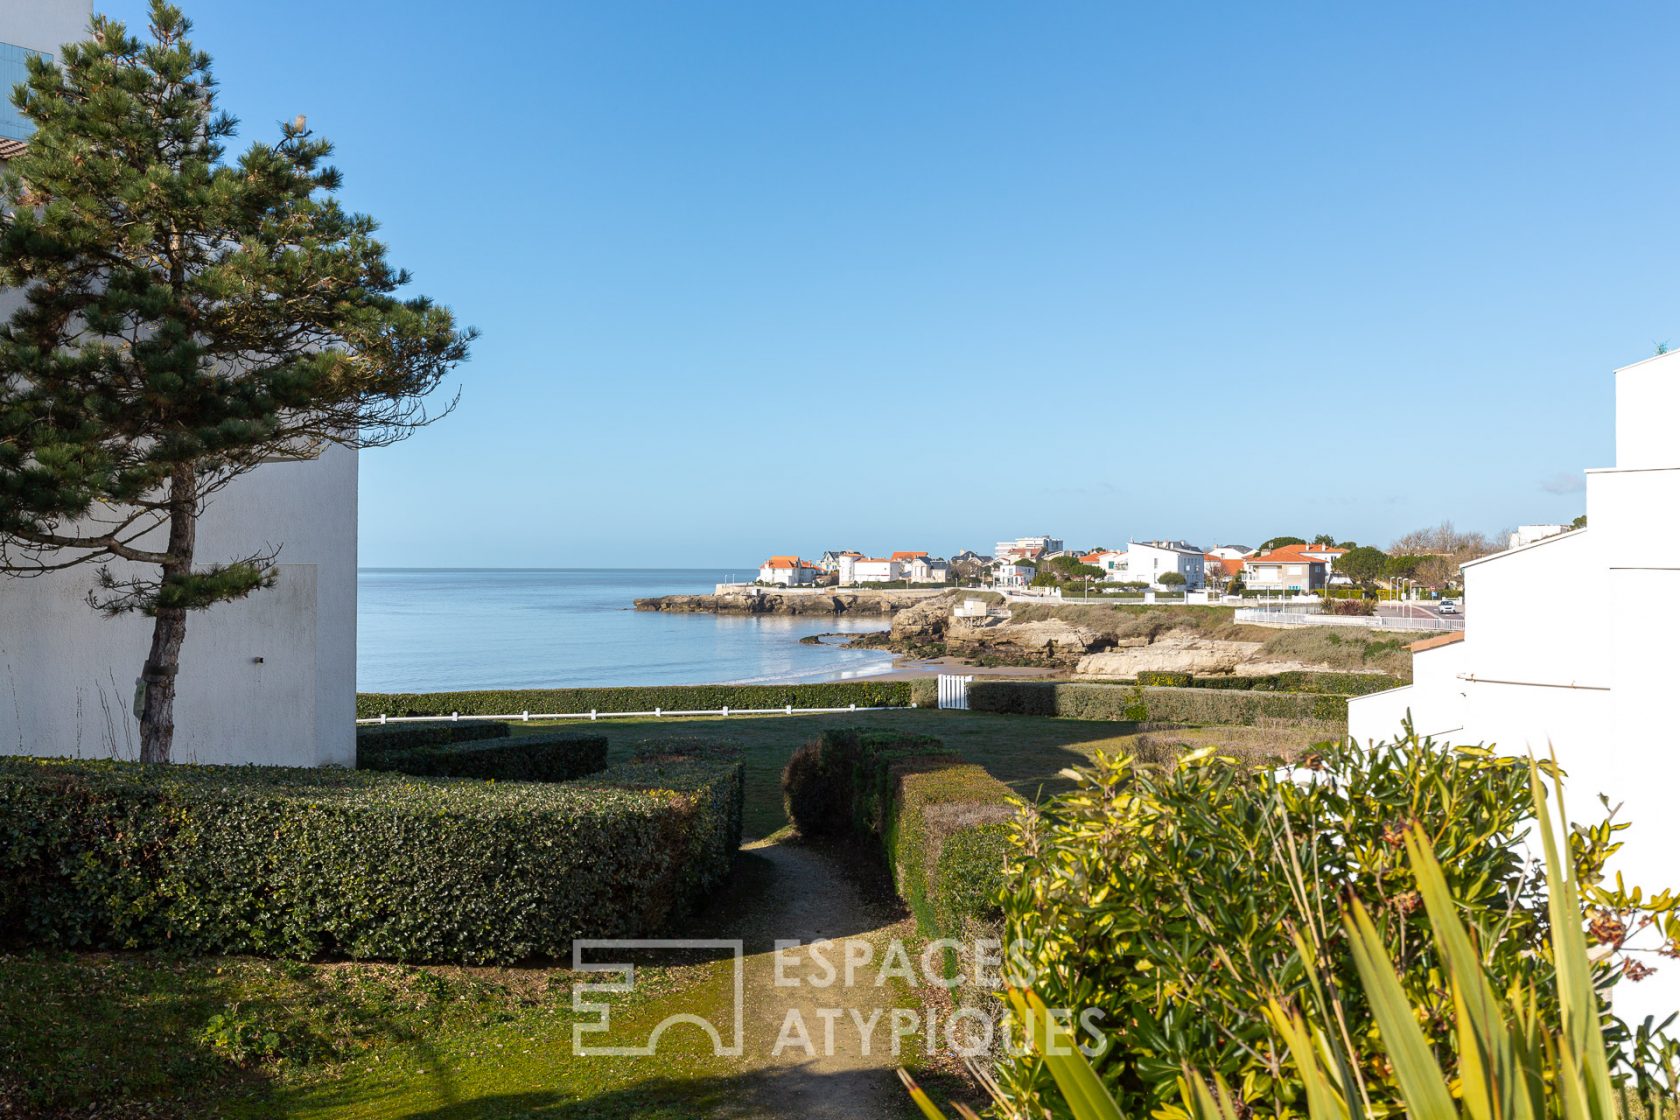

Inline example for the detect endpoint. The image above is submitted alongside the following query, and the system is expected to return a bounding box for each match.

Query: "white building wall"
[2,0,88,57]
[1354,349,1680,1026]
[0,445,358,767]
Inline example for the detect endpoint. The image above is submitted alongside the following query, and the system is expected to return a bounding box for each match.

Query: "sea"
[356,568,897,693]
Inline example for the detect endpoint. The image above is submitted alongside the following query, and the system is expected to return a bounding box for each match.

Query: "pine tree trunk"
[137,465,198,764]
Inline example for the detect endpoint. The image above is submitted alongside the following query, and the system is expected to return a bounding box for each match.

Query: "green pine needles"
[0,2,474,761]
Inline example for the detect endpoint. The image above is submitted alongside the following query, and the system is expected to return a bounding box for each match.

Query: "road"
[1380,601,1465,623]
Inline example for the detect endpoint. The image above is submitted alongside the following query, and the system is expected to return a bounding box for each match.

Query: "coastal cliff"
[634,588,945,615]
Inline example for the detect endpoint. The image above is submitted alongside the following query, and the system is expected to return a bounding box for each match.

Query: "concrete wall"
[2,0,90,55]
[0,446,358,767]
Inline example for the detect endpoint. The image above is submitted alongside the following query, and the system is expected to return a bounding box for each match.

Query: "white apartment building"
[1123,540,1206,589]
[0,0,357,768]
[1348,349,1680,1026]
[994,535,1063,561]
[1508,524,1571,550]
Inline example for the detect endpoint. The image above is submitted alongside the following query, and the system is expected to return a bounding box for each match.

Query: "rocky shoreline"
[633,588,941,616]
[637,588,1409,680]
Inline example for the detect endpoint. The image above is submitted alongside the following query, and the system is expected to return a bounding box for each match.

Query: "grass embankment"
[1,709,1337,1117]
[540,708,1155,838]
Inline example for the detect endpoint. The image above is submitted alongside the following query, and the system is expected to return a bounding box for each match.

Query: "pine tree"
[0,3,474,762]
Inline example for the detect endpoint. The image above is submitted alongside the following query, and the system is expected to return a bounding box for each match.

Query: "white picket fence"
[937,674,974,710]
[357,703,892,725]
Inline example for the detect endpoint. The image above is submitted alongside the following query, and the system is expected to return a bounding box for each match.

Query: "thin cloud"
[1539,472,1585,495]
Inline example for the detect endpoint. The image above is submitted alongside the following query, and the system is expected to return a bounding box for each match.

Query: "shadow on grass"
[365,1063,922,1120]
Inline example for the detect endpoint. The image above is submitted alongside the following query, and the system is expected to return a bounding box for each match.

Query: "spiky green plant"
[903,761,1678,1120]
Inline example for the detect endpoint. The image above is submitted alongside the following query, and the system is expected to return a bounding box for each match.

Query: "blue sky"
[97,2,1680,565]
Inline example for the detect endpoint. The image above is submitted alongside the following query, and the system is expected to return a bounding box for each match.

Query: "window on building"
[0,43,45,142]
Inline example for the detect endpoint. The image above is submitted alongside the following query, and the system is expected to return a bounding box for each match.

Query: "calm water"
[356,568,895,692]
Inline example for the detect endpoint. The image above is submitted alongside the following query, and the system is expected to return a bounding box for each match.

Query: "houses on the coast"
[751,536,1356,591]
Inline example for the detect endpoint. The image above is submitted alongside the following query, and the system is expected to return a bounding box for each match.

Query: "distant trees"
[1389,522,1496,588]
[1572,514,1588,529]
[1259,535,1307,551]
[1312,533,1337,546]
[1337,546,1390,590]
[1158,572,1187,587]
[1043,555,1103,581]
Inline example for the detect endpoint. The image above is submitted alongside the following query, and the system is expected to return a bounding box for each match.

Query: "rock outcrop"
[635,589,943,616]
[1074,635,1265,678]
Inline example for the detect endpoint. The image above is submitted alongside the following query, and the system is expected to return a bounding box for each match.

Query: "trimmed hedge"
[1130,671,1404,695]
[357,681,910,719]
[967,681,1349,726]
[359,731,609,783]
[909,678,939,708]
[0,747,743,964]
[782,729,1015,941]
[354,720,510,753]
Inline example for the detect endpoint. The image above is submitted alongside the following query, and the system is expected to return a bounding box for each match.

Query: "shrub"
[994,734,1680,1118]
[1135,670,1192,688]
[359,731,609,783]
[781,730,1015,941]
[353,720,510,753]
[1321,596,1377,616]
[0,747,743,964]
[909,678,939,708]
[356,681,910,718]
[1187,671,1406,696]
[967,681,1348,726]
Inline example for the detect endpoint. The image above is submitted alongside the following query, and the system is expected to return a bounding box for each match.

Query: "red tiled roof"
[0,138,27,161]
[1246,553,1326,568]
[890,551,928,561]
[1253,544,1339,563]
[763,557,802,569]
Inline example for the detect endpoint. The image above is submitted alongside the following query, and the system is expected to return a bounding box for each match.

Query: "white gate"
[937,673,974,710]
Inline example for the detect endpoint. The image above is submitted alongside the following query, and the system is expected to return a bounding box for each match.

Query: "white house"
[1348,349,1680,1025]
[991,559,1035,588]
[1243,545,1328,592]
[908,556,949,584]
[758,556,820,586]
[850,557,903,584]
[1081,550,1128,580]
[1123,540,1206,589]
[1207,545,1254,561]
[0,1,357,769]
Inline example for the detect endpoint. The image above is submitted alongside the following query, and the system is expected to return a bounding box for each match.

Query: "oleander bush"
[352,720,510,752]
[782,729,1015,941]
[967,681,1349,725]
[993,733,1680,1119]
[907,767,1680,1120]
[0,747,743,964]
[357,681,910,718]
[358,731,609,782]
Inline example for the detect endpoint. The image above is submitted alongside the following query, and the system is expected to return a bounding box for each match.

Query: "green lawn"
[514,707,1148,838]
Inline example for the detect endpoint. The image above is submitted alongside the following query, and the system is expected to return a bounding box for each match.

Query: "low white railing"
[1234,608,1464,632]
[357,703,896,725]
[937,674,974,710]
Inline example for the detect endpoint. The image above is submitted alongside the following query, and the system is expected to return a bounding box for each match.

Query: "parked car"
[1438,599,1458,614]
